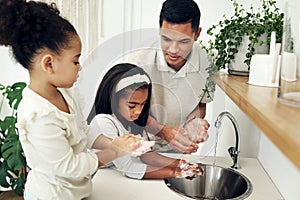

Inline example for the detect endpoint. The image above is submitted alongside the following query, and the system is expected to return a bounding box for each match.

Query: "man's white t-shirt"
[127,41,211,151]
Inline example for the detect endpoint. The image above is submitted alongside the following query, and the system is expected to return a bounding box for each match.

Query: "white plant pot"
[228,35,269,76]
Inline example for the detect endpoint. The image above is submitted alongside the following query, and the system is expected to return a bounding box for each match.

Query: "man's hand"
[184,117,209,143]
[159,126,199,153]
[146,115,208,153]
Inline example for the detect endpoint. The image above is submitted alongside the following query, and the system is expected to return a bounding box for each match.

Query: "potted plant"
[199,0,283,99]
[0,82,26,196]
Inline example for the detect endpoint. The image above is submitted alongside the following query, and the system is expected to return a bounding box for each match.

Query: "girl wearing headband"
[88,63,204,179]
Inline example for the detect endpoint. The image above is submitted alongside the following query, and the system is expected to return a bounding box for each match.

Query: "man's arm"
[186,102,206,120]
[184,102,210,143]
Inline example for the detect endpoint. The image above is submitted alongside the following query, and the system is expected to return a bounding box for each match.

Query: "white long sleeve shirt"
[17,86,99,200]
[90,114,147,179]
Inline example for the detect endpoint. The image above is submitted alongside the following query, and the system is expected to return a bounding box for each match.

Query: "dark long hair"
[87,63,152,135]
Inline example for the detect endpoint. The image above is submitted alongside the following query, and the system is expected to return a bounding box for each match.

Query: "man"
[127,0,212,153]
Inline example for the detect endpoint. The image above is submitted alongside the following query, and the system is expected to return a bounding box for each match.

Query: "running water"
[212,128,220,167]
[206,127,221,199]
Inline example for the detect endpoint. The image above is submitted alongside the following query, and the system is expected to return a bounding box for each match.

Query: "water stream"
[207,127,220,199]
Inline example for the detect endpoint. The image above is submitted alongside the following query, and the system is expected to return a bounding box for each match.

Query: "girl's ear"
[41,54,54,74]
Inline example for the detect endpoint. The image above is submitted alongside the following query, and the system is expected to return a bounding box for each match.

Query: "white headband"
[115,74,150,92]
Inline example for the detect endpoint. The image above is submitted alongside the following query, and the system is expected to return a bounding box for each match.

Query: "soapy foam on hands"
[131,139,155,156]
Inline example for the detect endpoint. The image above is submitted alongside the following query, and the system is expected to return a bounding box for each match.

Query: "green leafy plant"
[0,82,26,196]
[200,0,284,100]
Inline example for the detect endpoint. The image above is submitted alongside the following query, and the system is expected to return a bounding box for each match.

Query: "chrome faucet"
[214,111,241,169]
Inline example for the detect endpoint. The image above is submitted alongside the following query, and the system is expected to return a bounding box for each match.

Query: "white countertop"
[89,154,283,200]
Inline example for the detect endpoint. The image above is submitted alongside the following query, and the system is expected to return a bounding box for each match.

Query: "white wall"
[0,0,287,114]
[0,47,29,119]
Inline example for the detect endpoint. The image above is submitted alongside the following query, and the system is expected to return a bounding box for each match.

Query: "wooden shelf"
[213,72,300,170]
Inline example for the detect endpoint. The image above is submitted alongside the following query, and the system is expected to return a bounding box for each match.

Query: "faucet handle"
[228,146,239,156]
[228,146,240,169]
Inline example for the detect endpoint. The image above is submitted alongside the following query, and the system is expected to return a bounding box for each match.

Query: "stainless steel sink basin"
[164,164,252,200]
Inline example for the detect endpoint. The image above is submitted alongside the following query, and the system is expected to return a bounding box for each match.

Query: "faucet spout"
[214,111,241,169]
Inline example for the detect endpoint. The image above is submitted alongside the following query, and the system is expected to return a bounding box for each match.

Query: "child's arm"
[140,152,204,179]
[142,161,204,179]
[140,151,180,168]
[94,134,142,167]
[143,166,177,179]
[92,134,114,149]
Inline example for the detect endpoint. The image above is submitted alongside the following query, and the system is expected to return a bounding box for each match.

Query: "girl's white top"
[16,86,100,200]
[90,114,147,179]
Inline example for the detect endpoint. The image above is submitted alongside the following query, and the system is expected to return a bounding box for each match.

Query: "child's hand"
[112,134,142,157]
[130,139,155,156]
[175,160,204,178]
